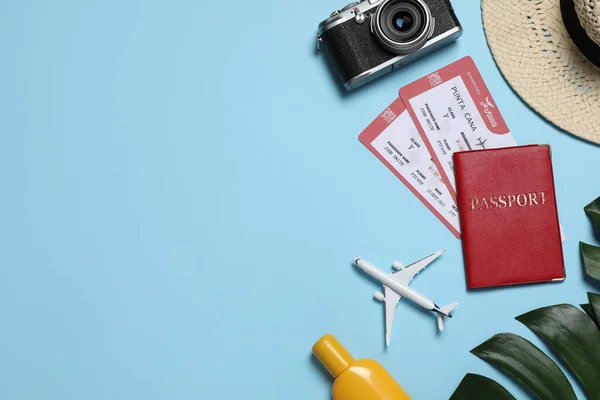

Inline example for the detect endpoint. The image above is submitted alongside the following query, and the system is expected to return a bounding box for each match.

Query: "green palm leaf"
[517,304,600,398]
[588,292,600,324]
[470,333,576,400]
[449,373,515,400]
[581,303,599,328]
[584,196,600,231]
[580,242,600,281]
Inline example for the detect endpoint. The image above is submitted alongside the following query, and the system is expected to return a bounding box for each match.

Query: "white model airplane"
[353,249,458,346]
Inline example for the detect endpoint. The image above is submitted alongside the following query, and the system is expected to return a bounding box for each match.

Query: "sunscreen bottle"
[312,334,411,400]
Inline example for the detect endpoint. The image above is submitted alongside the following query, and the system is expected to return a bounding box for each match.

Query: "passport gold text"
[469,192,547,211]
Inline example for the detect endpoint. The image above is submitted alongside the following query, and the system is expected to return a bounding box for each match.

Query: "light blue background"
[1,0,599,399]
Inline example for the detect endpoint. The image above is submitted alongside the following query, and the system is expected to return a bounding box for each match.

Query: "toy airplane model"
[353,249,458,346]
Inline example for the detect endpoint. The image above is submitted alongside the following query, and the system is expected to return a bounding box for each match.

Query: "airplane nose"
[353,258,360,264]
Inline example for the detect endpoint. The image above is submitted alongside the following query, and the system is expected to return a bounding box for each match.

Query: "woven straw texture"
[482,0,600,143]
[575,0,600,45]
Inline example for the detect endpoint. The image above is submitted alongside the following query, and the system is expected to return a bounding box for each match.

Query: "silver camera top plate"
[318,0,383,34]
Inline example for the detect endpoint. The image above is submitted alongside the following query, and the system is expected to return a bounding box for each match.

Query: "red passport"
[454,145,565,289]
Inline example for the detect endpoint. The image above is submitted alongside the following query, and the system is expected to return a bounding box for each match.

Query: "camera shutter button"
[354,8,366,24]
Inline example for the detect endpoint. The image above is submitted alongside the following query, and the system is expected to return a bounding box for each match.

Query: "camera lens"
[372,0,435,55]
[393,11,415,33]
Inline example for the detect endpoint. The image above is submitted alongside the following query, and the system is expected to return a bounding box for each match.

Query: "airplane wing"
[383,285,401,347]
[391,249,446,286]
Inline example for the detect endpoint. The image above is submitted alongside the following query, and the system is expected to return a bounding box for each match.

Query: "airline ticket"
[399,56,516,200]
[359,97,461,238]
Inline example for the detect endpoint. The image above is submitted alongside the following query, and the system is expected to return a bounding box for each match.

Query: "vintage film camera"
[317,0,462,90]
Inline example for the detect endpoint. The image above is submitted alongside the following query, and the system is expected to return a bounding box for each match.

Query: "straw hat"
[481,0,600,143]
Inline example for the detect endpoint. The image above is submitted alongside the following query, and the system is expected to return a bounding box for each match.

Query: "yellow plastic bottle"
[312,334,411,400]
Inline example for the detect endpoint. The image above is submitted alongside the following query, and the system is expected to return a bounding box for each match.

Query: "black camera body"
[317,0,462,90]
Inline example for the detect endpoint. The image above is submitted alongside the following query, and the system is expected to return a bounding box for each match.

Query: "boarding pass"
[399,56,516,200]
[359,97,461,238]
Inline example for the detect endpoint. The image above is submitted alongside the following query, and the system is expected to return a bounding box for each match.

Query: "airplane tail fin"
[436,303,458,331]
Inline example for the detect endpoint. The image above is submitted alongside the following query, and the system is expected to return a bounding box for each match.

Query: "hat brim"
[482,0,600,143]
